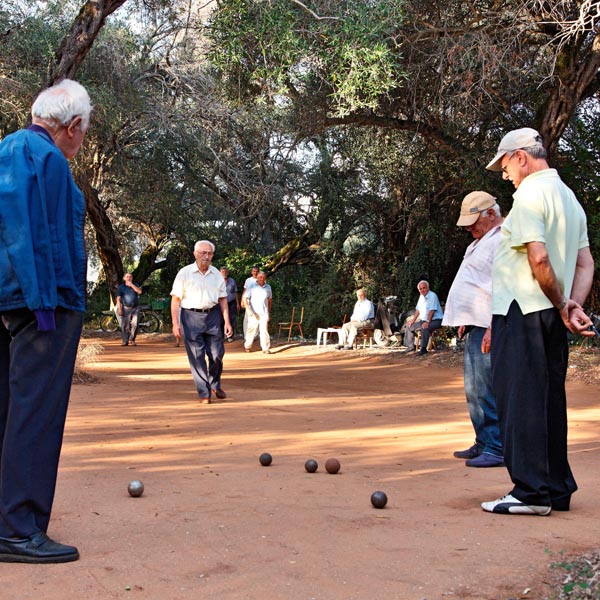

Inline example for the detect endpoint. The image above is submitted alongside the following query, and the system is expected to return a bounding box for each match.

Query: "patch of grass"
[546,549,600,599]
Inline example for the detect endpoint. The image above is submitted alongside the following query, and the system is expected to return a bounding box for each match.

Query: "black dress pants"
[0,307,83,537]
[491,301,577,507]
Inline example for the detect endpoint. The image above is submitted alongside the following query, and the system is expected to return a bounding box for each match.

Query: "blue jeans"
[464,327,502,457]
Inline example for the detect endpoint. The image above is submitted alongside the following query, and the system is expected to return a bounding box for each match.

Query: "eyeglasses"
[195,251,214,256]
[501,152,517,174]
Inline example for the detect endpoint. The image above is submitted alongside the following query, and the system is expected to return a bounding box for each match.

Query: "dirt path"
[5,336,600,600]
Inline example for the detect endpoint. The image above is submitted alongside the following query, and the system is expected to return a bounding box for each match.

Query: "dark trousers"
[181,307,225,399]
[404,319,442,350]
[121,305,139,344]
[226,301,237,338]
[491,301,577,507]
[0,307,83,537]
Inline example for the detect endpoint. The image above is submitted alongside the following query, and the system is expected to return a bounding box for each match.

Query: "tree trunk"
[538,35,600,159]
[47,0,129,86]
[77,172,124,298]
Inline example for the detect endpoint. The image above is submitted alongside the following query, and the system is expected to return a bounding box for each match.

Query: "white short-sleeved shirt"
[244,276,257,292]
[170,263,226,309]
[246,283,272,316]
[492,169,589,316]
[443,226,501,328]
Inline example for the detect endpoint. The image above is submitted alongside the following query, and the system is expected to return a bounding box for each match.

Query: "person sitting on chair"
[403,280,444,355]
[336,289,375,350]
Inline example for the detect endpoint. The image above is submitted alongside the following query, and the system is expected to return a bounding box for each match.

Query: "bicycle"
[99,305,162,334]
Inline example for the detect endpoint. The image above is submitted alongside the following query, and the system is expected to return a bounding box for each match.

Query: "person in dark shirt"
[115,273,142,346]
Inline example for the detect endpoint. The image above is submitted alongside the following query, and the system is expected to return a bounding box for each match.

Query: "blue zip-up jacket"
[0,126,86,313]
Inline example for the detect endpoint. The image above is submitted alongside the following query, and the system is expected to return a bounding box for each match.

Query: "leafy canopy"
[207,0,406,116]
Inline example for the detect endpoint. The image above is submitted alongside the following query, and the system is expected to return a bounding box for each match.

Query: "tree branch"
[289,0,341,22]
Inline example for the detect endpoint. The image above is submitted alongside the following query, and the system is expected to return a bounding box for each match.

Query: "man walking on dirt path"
[171,240,233,404]
[443,191,504,468]
[0,79,92,563]
[115,273,142,347]
[244,271,273,354]
[482,127,595,516]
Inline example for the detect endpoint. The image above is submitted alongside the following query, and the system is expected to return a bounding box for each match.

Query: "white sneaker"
[481,493,551,516]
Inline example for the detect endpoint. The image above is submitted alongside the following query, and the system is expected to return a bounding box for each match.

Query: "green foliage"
[208,0,406,115]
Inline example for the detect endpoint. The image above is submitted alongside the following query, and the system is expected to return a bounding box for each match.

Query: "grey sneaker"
[481,494,551,516]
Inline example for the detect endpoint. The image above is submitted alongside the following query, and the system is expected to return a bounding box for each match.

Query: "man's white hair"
[194,240,216,253]
[31,79,92,131]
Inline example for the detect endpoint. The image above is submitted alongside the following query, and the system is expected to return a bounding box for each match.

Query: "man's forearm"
[219,298,231,326]
[171,297,181,325]
[527,242,565,308]
[570,247,595,306]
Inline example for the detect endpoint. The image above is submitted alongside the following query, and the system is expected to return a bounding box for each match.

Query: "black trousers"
[491,301,577,507]
[0,307,83,537]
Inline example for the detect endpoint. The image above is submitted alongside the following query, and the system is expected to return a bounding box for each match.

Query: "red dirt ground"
[4,335,600,600]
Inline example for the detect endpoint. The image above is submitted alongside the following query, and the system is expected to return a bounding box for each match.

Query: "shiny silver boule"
[128,480,144,497]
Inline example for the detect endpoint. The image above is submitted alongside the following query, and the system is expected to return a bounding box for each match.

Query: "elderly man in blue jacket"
[0,79,92,563]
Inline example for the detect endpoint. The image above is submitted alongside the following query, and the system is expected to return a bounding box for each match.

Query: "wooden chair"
[353,326,374,349]
[277,307,305,342]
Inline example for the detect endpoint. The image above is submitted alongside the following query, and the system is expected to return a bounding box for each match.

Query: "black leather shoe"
[0,532,79,563]
[214,388,227,400]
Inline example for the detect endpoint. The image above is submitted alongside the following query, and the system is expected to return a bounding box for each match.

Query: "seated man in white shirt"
[403,280,444,355]
[336,289,375,350]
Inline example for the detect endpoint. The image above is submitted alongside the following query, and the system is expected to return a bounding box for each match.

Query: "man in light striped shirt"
[443,191,504,468]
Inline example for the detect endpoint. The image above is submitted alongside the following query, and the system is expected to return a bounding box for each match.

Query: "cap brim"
[486,151,505,171]
[456,213,480,227]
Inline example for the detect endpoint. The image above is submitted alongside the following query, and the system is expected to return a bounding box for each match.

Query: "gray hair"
[417,280,429,289]
[32,79,92,131]
[490,203,502,217]
[194,240,216,253]
[520,144,547,160]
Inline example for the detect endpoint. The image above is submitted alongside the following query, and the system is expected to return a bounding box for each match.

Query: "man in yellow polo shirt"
[482,128,595,516]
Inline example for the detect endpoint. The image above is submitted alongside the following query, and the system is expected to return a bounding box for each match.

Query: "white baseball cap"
[486,127,544,171]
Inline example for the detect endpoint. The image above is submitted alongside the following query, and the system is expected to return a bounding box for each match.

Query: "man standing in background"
[115,273,142,346]
[220,267,239,342]
[244,271,273,354]
[443,191,504,468]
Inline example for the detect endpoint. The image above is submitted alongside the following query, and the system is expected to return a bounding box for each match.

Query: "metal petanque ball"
[128,480,144,498]
[259,452,273,466]
[304,459,318,473]
[325,458,341,474]
[371,491,388,509]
